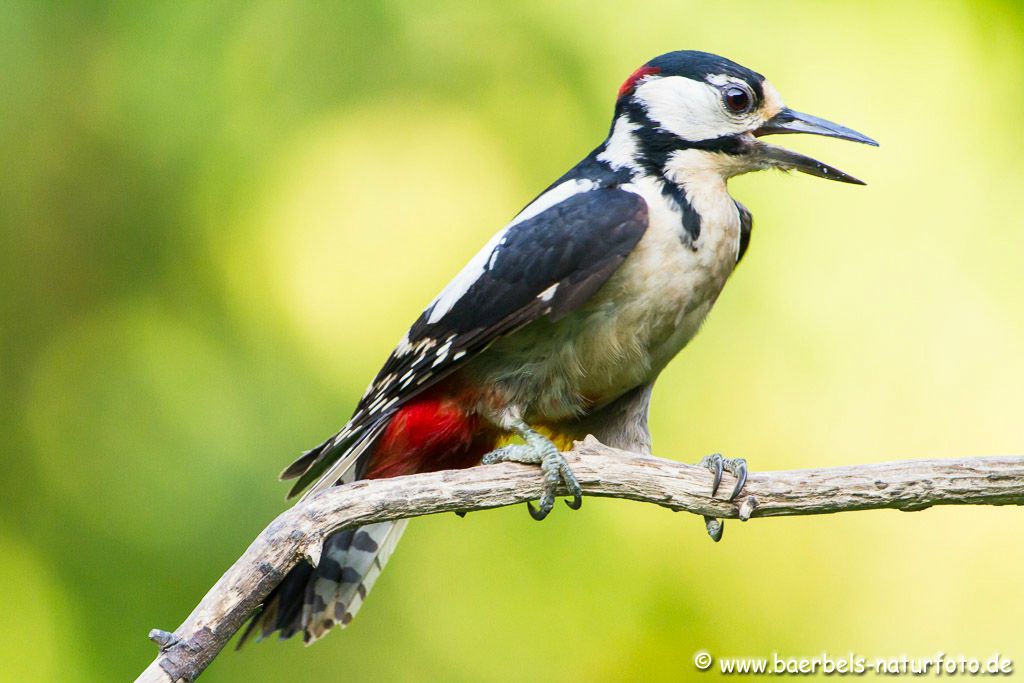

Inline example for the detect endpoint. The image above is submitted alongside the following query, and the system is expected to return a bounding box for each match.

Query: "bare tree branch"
[136,438,1024,682]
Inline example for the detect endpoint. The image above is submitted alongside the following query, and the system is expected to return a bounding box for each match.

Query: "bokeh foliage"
[2,2,1024,681]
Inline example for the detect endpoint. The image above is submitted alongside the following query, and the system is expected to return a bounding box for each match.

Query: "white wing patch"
[507,178,596,227]
[538,283,559,302]
[426,178,598,324]
[427,228,509,323]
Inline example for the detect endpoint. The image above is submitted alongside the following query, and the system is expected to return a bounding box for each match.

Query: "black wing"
[734,199,753,264]
[284,185,649,496]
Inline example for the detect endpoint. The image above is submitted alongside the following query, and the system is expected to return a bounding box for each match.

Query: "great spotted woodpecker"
[241,50,875,645]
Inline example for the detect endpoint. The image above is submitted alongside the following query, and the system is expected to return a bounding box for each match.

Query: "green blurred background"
[3,1,1024,680]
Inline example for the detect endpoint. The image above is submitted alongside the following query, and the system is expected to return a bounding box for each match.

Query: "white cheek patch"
[635,75,753,141]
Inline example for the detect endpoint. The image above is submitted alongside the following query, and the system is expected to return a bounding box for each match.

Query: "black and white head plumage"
[614,51,780,149]
[608,50,873,185]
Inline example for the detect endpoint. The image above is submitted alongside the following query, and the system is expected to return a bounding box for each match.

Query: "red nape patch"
[617,65,661,99]
[363,394,499,479]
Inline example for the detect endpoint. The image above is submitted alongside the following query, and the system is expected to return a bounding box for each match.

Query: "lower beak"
[753,108,877,185]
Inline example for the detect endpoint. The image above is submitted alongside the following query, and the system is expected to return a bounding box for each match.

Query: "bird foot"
[699,453,748,500]
[482,436,582,520]
[696,453,749,542]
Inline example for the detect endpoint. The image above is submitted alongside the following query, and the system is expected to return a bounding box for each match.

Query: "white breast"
[591,172,740,375]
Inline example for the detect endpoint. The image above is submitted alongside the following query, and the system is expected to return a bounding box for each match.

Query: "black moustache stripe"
[611,99,751,243]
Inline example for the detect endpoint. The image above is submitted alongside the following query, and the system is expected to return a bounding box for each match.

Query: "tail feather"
[242,394,492,647]
[237,560,313,647]
[240,520,407,646]
[302,519,407,643]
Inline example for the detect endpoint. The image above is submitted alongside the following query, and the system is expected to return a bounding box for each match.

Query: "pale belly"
[467,176,742,424]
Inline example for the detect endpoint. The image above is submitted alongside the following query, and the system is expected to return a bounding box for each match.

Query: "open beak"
[753,108,878,185]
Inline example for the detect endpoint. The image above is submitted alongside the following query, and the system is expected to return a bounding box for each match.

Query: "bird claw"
[696,453,750,541]
[481,437,582,520]
[730,461,748,501]
[703,515,724,543]
[531,448,582,520]
[709,456,724,496]
[698,453,748,501]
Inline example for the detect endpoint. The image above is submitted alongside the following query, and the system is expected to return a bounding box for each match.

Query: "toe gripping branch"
[481,419,583,521]
[698,453,750,542]
[479,429,751,532]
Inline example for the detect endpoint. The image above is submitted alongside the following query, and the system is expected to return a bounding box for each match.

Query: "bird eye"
[723,85,753,114]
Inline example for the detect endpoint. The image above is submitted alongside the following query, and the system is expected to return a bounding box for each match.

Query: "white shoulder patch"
[508,178,597,227]
[425,178,598,324]
[598,116,641,171]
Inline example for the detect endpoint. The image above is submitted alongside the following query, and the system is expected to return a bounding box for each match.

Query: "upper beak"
[753,108,877,185]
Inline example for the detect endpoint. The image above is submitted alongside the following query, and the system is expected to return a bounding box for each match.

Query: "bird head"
[613,50,877,184]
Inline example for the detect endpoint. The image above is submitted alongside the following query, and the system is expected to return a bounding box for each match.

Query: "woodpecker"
[241,50,875,645]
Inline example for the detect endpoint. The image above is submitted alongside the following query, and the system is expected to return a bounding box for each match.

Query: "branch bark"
[136,438,1024,682]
